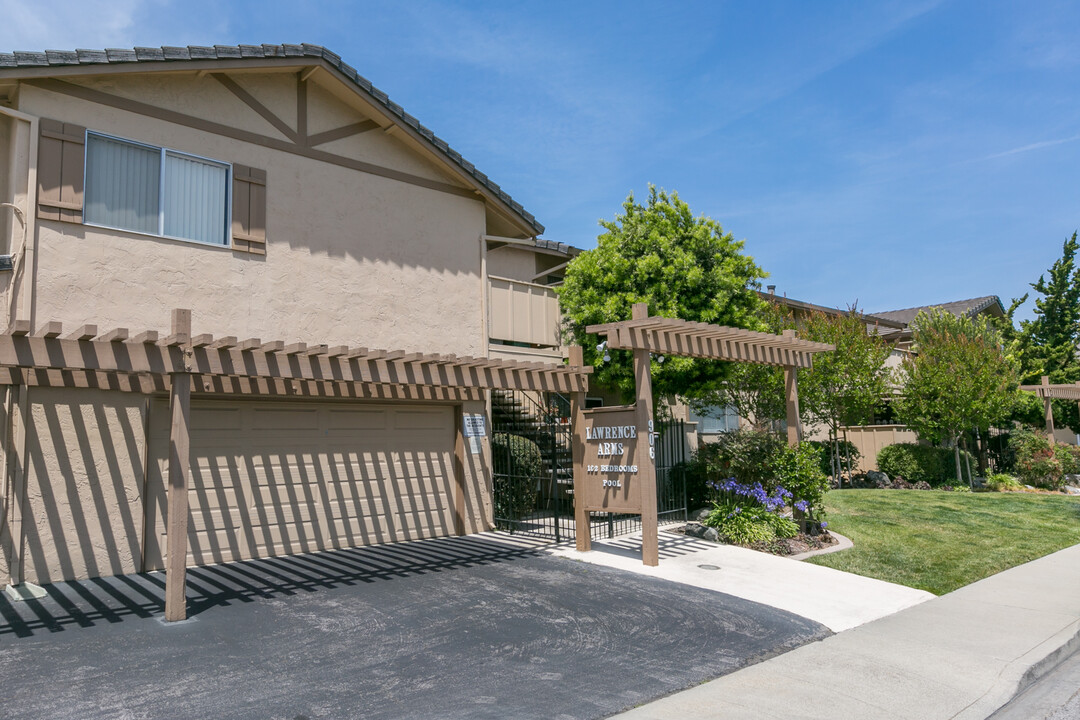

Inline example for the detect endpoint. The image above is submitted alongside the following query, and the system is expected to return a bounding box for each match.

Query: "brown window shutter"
[37,119,86,223]
[232,164,267,255]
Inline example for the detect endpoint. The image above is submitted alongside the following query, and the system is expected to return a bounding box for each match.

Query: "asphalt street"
[0,534,829,720]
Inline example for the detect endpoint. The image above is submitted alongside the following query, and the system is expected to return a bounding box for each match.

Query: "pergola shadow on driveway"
[1,533,830,720]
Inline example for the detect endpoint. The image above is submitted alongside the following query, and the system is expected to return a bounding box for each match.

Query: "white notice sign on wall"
[463,414,487,437]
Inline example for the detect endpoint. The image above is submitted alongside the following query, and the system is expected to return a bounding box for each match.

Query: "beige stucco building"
[0,44,575,591]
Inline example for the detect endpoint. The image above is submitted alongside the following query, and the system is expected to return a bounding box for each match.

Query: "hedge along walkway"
[807,490,1080,595]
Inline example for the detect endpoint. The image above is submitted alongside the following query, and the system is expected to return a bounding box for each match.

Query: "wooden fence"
[840,425,919,472]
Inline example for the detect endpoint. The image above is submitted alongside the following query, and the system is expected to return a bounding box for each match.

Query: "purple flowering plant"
[706,477,793,513]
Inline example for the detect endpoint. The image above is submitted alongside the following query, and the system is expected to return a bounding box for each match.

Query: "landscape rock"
[703,527,719,542]
[971,476,987,489]
[912,481,932,490]
[692,507,712,522]
[683,523,708,539]
[866,470,890,485]
[1065,486,1080,496]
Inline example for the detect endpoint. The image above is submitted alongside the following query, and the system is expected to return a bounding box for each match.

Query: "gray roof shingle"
[0,43,544,235]
[872,296,1004,327]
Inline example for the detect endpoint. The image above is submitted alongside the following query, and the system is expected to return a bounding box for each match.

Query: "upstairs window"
[84,133,230,246]
[689,405,740,434]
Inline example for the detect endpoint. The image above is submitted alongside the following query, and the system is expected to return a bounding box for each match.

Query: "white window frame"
[690,405,740,434]
[83,131,233,248]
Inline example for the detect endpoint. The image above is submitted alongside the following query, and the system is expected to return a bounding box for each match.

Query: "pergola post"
[1042,375,1055,441]
[579,309,834,566]
[782,330,802,448]
[631,303,659,567]
[164,309,192,622]
[1075,382,1080,434]
[569,345,590,553]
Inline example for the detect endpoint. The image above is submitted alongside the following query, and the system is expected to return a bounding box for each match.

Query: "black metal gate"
[490,389,574,540]
[490,393,688,543]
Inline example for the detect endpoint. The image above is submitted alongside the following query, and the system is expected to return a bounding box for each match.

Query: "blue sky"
[3,0,1078,319]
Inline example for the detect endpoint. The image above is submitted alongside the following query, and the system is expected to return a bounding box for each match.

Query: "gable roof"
[758,292,906,330]
[0,43,543,236]
[872,295,1005,327]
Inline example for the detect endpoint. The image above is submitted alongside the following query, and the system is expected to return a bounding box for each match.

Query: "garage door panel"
[187,504,246,533]
[394,408,451,430]
[327,408,391,430]
[189,406,244,432]
[250,407,320,431]
[188,483,241,513]
[168,527,248,566]
[150,401,457,569]
[248,510,453,558]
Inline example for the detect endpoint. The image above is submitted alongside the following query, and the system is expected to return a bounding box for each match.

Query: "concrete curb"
[961,618,1080,719]
[788,531,853,561]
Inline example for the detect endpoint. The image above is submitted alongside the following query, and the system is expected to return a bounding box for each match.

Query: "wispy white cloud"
[982,133,1080,161]
[0,0,144,50]
[0,0,231,53]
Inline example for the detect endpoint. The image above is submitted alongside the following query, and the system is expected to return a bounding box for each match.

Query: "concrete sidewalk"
[547,531,934,632]
[611,542,1080,720]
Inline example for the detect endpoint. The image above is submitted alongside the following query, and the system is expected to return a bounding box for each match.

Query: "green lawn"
[806,489,1080,595]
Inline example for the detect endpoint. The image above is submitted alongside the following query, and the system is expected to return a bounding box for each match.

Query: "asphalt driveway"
[0,533,829,720]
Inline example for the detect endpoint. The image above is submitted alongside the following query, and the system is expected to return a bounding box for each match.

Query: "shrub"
[806,439,861,477]
[685,430,785,507]
[985,473,1023,492]
[1009,427,1063,490]
[774,442,830,517]
[1054,443,1080,477]
[689,430,785,487]
[703,502,796,544]
[491,433,541,522]
[876,443,975,486]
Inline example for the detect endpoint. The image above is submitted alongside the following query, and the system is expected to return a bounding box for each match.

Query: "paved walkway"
[608,542,1080,720]
[547,530,934,632]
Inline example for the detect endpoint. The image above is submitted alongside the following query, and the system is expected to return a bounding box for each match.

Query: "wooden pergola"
[569,304,835,566]
[0,309,591,621]
[1020,376,1080,440]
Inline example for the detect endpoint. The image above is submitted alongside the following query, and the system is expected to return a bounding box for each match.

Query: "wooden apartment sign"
[581,406,646,514]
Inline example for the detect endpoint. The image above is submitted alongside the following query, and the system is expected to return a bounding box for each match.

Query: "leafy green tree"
[797,308,893,481]
[557,186,766,400]
[1000,232,1080,431]
[896,308,1020,487]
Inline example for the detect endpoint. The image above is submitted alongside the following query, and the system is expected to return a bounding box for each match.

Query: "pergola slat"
[0,311,591,395]
[130,330,159,345]
[65,324,97,341]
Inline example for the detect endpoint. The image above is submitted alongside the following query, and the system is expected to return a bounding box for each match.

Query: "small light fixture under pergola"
[566,303,835,566]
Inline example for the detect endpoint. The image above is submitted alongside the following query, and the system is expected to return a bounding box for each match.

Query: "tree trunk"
[953,436,963,488]
[843,427,853,478]
[831,428,840,488]
[962,435,974,489]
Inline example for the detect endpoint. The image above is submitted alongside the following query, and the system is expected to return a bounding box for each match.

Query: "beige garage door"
[146,400,457,569]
